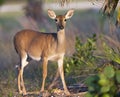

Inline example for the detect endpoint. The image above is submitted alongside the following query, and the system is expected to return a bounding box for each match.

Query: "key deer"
[14,9,74,95]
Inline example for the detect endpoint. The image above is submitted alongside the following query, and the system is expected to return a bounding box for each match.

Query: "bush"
[85,65,120,97]
[85,43,120,97]
[102,43,120,64]
[64,34,98,84]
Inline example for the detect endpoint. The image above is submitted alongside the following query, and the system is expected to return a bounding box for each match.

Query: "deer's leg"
[58,58,70,95]
[40,58,48,92]
[19,53,28,95]
[18,67,22,94]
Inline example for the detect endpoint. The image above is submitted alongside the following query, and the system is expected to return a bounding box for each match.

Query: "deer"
[13,9,74,95]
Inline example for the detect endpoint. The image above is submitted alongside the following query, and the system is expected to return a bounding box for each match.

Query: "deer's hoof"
[19,90,23,94]
[22,91,27,96]
[65,91,70,96]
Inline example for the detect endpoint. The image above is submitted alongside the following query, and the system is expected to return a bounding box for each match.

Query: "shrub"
[85,65,120,97]
[64,34,98,84]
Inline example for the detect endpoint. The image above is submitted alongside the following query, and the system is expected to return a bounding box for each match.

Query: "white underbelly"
[48,53,64,61]
[29,54,41,61]
[28,53,64,61]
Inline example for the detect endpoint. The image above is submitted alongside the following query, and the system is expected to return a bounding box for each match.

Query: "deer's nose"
[59,25,64,29]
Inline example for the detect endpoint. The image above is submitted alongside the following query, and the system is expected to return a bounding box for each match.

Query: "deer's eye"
[64,19,67,21]
[55,19,57,22]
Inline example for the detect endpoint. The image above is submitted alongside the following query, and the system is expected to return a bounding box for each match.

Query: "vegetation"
[64,34,98,83]
[64,34,120,96]
[85,65,120,97]
[63,34,120,96]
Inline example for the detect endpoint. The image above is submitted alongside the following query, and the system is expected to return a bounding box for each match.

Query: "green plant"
[0,0,5,5]
[85,65,120,97]
[103,43,120,64]
[8,91,13,97]
[64,34,98,75]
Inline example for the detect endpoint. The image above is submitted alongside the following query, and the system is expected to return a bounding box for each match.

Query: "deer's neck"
[57,29,65,44]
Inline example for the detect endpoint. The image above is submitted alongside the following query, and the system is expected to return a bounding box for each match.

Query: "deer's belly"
[28,54,41,61]
[48,53,64,61]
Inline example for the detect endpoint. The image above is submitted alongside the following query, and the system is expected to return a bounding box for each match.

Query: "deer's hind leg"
[18,51,29,95]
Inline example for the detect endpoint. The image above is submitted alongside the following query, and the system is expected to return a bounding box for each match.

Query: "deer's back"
[14,29,39,54]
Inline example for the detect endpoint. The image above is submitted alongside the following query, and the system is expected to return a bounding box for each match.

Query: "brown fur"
[14,29,65,61]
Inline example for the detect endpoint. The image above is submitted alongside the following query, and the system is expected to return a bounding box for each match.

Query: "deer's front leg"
[58,58,70,95]
[41,58,48,92]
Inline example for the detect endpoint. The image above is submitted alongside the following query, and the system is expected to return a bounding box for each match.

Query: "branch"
[57,0,71,6]
[102,0,119,17]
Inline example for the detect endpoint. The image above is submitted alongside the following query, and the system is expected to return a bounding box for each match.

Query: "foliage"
[85,65,120,97]
[64,34,120,95]
[64,34,98,76]
[0,0,5,5]
[103,43,120,64]
[85,41,120,97]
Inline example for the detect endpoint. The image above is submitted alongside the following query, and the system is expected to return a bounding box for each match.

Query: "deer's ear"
[65,9,74,19]
[48,9,56,19]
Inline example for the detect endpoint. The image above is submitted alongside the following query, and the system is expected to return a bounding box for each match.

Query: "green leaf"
[116,70,120,83]
[85,75,99,86]
[102,93,111,97]
[110,85,117,94]
[103,66,115,79]
[98,79,109,86]
[88,86,95,92]
[85,92,93,97]
[100,86,110,93]
[0,0,4,5]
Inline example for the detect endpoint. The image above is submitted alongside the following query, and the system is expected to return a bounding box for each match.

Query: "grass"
[0,69,16,97]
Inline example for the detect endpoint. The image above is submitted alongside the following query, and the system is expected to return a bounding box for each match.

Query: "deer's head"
[48,9,74,31]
